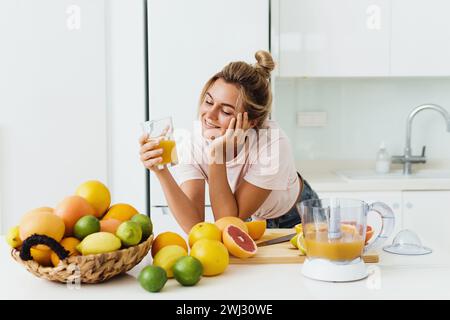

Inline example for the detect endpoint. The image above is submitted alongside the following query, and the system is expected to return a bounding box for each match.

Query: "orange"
[100,219,122,234]
[215,217,248,234]
[54,196,95,236]
[30,247,52,266]
[188,222,221,247]
[222,225,257,259]
[151,231,188,257]
[50,237,80,267]
[190,239,229,276]
[245,220,266,241]
[75,180,111,218]
[19,207,65,250]
[102,203,139,222]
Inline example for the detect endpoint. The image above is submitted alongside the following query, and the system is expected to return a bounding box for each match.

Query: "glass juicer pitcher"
[297,198,395,282]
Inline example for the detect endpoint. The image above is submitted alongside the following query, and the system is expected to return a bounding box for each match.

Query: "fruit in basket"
[222,225,257,259]
[6,226,22,248]
[151,231,188,257]
[172,256,203,286]
[188,222,221,247]
[131,214,153,240]
[116,221,142,247]
[51,237,80,266]
[76,232,121,255]
[55,196,95,236]
[190,239,229,276]
[20,234,69,265]
[74,215,100,240]
[100,218,122,234]
[102,203,138,222]
[152,245,188,278]
[19,207,65,250]
[245,220,266,240]
[215,216,248,234]
[75,180,111,218]
[30,247,53,266]
[138,265,168,293]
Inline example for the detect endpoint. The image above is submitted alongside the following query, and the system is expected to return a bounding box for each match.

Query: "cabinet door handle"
[153,205,169,215]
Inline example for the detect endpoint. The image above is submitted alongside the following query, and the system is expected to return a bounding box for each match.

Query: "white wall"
[273,77,450,161]
[105,0,147,213]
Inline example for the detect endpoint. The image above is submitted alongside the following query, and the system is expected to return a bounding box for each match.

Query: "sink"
[336,169,450,181]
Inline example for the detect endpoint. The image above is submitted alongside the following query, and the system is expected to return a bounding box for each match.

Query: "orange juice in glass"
[141,117,178,168]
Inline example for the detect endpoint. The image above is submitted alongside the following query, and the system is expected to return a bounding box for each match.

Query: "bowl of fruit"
[8,181,153,284]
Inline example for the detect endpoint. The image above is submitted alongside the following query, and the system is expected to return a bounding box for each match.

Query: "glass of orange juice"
[141,117,178,169]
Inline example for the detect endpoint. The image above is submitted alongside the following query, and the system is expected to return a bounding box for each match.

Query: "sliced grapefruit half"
[222,225,257,259]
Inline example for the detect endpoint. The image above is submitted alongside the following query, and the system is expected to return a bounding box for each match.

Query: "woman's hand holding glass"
[139,134,165,172]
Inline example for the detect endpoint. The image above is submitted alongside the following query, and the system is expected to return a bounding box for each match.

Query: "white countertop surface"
[297,160,450,192]
[2,240,450,300]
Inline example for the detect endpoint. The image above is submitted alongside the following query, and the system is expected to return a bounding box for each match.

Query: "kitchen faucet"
[392,104,450,175]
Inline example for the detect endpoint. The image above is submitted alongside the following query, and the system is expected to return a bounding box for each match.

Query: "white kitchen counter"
[2,241,450,300]
[297,160,450,192]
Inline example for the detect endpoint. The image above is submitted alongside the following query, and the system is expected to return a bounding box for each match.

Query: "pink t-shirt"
[173,120,300,220]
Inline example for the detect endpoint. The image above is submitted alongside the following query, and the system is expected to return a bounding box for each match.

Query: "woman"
[139,50,317,234]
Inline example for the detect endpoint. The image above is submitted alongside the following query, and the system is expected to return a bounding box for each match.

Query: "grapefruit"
[188,222,221,247]
[75,180,111,218]
[54,196,95,236]
[222,225,257,259]
[245,220,266,240]
[19,207,65,250]
[100,219,122,234]
[215,217,248,233]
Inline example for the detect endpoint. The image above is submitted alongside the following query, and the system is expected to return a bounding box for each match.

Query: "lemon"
[296,232,307,255]
[152,245,188,278]
[76,232,121,255]
[290,234,298,248]
[188,222,221,247]
[6,226,22,248]
[294,224,303,234]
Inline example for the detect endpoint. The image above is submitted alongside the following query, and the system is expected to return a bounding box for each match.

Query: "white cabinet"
[317,191,402,244]
[274,0,391,77]
[274,0,450,77]
[391,0,450,76]
[402,191,450,251]
[147,0,269,207]
[0,0,108,233]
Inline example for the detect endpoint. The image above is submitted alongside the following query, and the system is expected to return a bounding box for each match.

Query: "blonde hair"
[199,50,275,129]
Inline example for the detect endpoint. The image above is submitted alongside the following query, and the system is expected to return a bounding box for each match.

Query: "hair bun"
[254,50,275,79]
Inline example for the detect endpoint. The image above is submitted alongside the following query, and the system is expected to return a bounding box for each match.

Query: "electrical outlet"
[297,111,328,127]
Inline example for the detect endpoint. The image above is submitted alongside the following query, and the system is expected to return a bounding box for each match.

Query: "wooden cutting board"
[229,228,379,264]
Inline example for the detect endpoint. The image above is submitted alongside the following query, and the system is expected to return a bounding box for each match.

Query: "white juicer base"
[301,258,368,282]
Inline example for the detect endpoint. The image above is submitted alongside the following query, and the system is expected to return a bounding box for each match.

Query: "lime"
[138,265,168,293]
[172,256,203,286]
[74,215,100,240]
[131,214,153,240]
[153,245,188,278]
[116,221,142,247]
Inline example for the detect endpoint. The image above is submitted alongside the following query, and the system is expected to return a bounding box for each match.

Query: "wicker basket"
[11,235,153,284]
